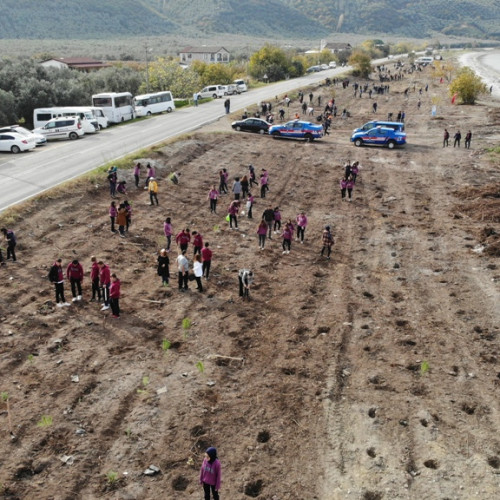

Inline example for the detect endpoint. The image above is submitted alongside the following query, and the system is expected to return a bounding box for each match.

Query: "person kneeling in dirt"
[169,172,181,185]
[238,269,254,299]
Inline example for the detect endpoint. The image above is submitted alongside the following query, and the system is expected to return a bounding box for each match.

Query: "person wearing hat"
[321,226,334,260]
[148,177,159,206]
[200,446,221,500]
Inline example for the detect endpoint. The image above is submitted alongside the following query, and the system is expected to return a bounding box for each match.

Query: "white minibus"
[134,91,175,117]
[91,92,134,123]
[33,107,98,134]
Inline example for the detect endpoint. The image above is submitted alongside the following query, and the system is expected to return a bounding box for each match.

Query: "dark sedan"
[231,118,270,135]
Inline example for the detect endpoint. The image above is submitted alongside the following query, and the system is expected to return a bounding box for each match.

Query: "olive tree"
[348,50,372,78]
[449,67,487,105]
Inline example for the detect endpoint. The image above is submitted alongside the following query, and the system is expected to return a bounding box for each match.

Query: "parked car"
[220,84,240,96]
[320,63,329,71]
[351,126,406,149]
[233,79,248,92]
[329,61,337,68]
[306,65,321,73]
[353,121,405,134]
[232,118,270,134]
[0,131,37,153]
[269,120,324,142]
[33,116,84,141]
[198,85,226,99]
[0,125,47,146]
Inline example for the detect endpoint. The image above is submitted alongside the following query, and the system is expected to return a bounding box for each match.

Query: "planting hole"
[461,403,476,415]
[367,447,376,458]
[172,475,189,491]
[363,491,383,500]
[190,425,205,437]
[244,479,263,497]
[363,291,375,299]
[420,418,428,427]
[487,456,500,469]
[423,459,439,469]
[257,430,270,443]
[368,408,376,418]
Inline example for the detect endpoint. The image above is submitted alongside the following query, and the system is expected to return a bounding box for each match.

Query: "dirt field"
[0,64,499,500]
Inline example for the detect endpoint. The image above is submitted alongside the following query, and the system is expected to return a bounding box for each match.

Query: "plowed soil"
[0,65,499,500]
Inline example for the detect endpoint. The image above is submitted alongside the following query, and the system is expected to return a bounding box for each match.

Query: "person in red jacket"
[109,273,121,318]
[192,231,203,256]
[201,242,213,279]
[175,228,191,252]
[90,256,101,302]
[98,261,111,310]
[200,447,221,500]
[66,259,84,301]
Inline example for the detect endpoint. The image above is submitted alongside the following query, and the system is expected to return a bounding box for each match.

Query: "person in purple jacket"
[133,162,141,188]
[340,177,348,201]
[257,219,267,250]
[109,201,117,233]
[346,176,355,202]
[273,206,282,234]
[281,220,293,254]
[200,447,221,500]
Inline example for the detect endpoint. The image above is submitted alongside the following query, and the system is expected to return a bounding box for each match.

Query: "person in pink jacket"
[208,185,219,213]
[200,447,221,500]
[109,273,121,318]
[295,211,308,243]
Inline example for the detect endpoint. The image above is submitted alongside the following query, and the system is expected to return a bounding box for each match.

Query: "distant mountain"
[0,0,498,40]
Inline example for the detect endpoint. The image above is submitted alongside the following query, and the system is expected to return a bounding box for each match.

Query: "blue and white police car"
[350,126,406,149]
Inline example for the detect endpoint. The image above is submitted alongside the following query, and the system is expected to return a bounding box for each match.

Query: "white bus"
[33,107,99,134]
[133,91,175,117]
[91,92,134,123]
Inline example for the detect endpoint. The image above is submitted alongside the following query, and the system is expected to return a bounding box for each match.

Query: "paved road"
[0,65,355,213]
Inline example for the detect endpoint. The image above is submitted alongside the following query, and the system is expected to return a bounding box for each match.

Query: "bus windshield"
[93,97,112,107]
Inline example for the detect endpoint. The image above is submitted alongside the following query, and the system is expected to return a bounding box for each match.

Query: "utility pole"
[145,42,152,93]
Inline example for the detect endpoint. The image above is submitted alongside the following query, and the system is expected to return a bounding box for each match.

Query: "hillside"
[0,0,498,40]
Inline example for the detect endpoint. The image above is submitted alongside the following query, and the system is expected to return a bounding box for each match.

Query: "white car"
[0,125,47,146]
[329,61,337,68]
[0,131,37,153]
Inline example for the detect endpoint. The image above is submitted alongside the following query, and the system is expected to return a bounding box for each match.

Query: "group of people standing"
[47,257,121,318]
[443,128,472,148]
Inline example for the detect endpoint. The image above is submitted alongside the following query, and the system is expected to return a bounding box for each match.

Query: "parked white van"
[233,79,248,92]
[220,84,240,95]
[33,116,84,141]
[89,107,109,129]
[198,85,226,99]
[415,56,433,66]
[33,107,98,134]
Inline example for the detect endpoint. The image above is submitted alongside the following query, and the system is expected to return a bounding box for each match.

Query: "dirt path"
[0,65,499,500]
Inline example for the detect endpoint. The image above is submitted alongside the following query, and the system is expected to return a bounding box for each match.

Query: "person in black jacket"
[454,130,461,147]
[1,228,16,262]
[157,249,170,287]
